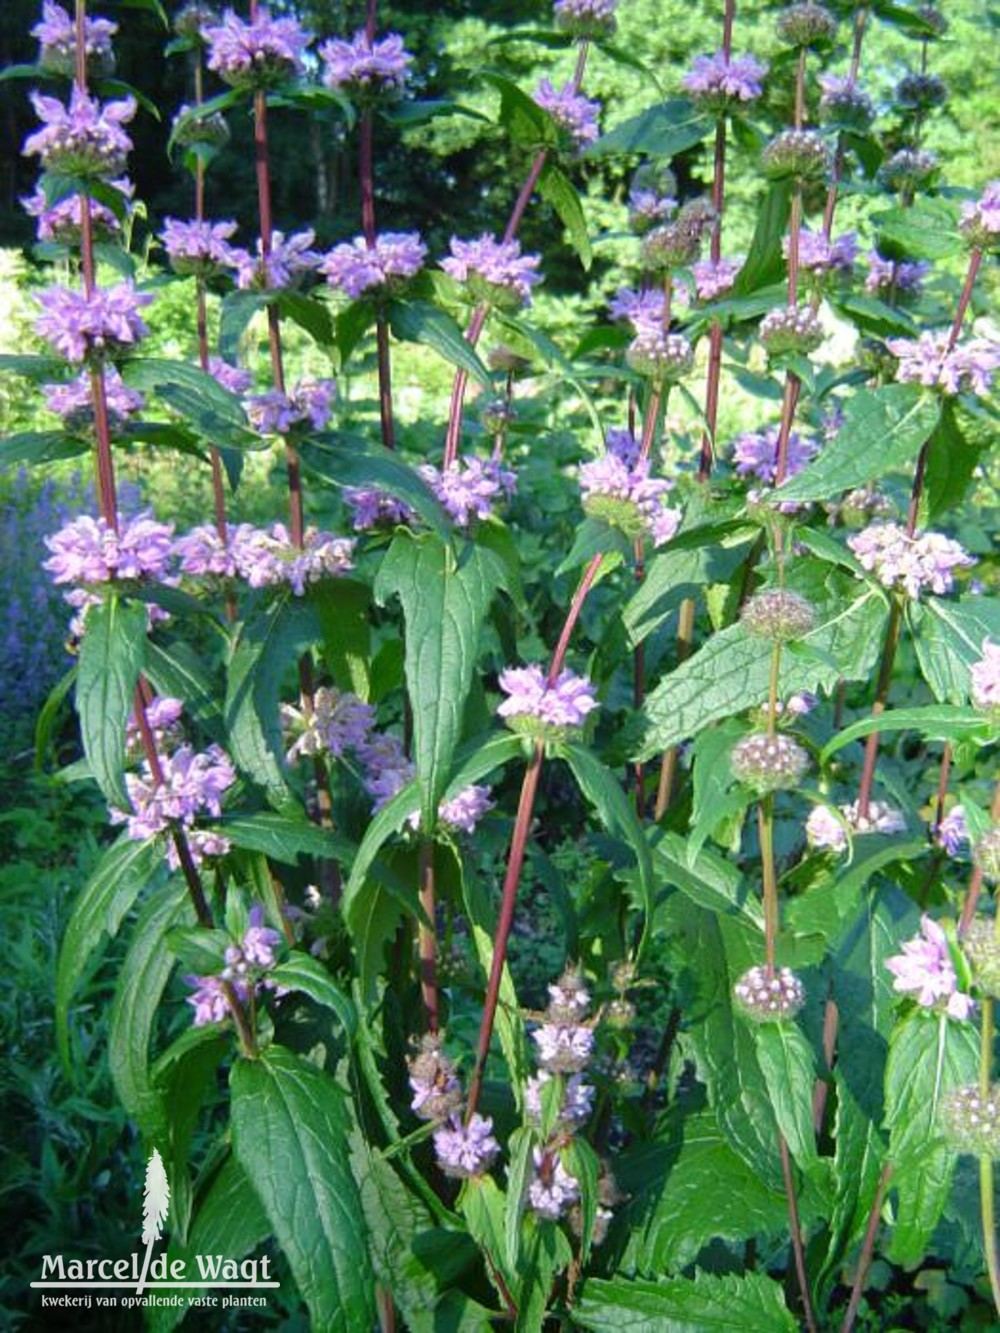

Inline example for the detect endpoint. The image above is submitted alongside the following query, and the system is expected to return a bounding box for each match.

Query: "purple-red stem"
[359,101,396,450]
[840,1165,892,1333]
[779,1133,818,1333]
[465,552,604,1118]
[418,842,438,1034]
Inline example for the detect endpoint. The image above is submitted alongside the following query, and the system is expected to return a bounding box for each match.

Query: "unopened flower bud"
[762,130,830,182]
[818,78,874,130]
[879,149,938,193]
[480,398,516,434]
[777,2,837,47]
[553,0,618,41]
[961,919,1000,998]
[734,965,805,1021]
[174,2,219,40]
[731,732,811,792]
[172,106,231,150]
[973,828,1000,884]
[740,589,816,641]
[546,969,592,1022]
[896,72,947,111]
[606,998,636,1029]
[914,4,947,35]
[760,305,825,356]
[626,330,694,382]
[940,1084,1000,1157]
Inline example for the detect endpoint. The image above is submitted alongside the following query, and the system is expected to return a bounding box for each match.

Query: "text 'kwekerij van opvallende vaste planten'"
[4,0,1000,1325]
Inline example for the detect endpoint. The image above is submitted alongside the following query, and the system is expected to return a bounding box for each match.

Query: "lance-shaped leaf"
[911,596,1000,706]
[375,533,506,828]
[300,435,451,542]
[585,98,710,158]
[733,180,792,296]
[538,160,592,269]
[574,1271,798,1331]
[76,595,148,807]
[231,1045,376,1331]
[772,385,940,503]
[386,300,492,386]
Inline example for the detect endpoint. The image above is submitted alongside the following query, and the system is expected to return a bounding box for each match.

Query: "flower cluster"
[246,379,335,435]
[23,185,124,245]
[498,665,598,741]
[805,800,906,853]
[281,686,375,763]
[865,250,929,298]
[731,732,811,793]
[626,328,694,382]
[433,1114,500,1180]
[186,906,284,1026]
[776,1,837,47]
[886,915,974,1020]
[419,456,516,528]
[683,51,768,110]
[960,181,1000,249]
[407,1036,463,1122]
[343,487,415,531]
[880,148,937,193]
[762,129,830,181]
[161,217,239,277]
[734,966,806,1022]
[731,425,819,486]
[847,522,974,598]
[44,365,145,430]
[785,227,857,275]
[642,198,715,270]
[320,31,412,99]
[33,1,116,78]
[578,430,682,546]
[44,512,173,586]
[533,79,601,151]
[971,640,1000,713]
[24,88,135,178]
[173,521,354,593]
[36,282,152,364]
[627,183,676,233]
[940,1084,1000,1158]
[817,74,874,129]
[692,257,741,300]
[321,231,426,298]
[204,8,311,89]
[442,235,542,310]
[887,332,1000,397]
[609,286,667,337]
[232,229,322,292]
[936,805,969,856]
[125,695,184,756]
[759,304,825,356]
[553,0,618,39]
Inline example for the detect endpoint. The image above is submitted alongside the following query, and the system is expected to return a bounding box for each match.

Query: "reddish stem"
[840,1165,892,1333]
[359,105,396,450]
[418,842,439,1034]
[779,1133,818,1333]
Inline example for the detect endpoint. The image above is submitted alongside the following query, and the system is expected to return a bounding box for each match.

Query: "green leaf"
[387,299,492,386]
[375,533,506,827]
[557,517,631,577]
[560,742,656,950]
[734,180,793,297]
[215,810,355,865]
[654,831,763,928]
[884,1010,979,1266]
[231,1046,375,1331]
[167,90,242,152]
[922,400,983,521]
[218,289,270,363]
[621,1113,790,1276]
[225,594,319,802]
[481,70,558,149]
[76,595,147,807]
[279,291,335,346]
[145,640,224,732]
[585,99,711,158]
[829,292,919,337]
[538,160,592,269]
[108,880,190,1143]
[268,952,356,1037]
[786,837,929,951]
[35,665,77,768]
[1,429,89,466]
[574,1271,798,1332]
[313,577,371,698]
[912,597,1000,705]
[300,435,451,541]
[623,530,756,646]
[55,835,165,1070]
[754,1024,818,1172]
[504,1126,535,1270]
[774,385,940,503]
[821,705,993,762]
[873,196,961,260]
[638,581,888,758]
[122,358,255,448]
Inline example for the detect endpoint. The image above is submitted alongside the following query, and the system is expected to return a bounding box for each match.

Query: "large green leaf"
[774,385,940,503]
[538,159,592,269]
[623,530,756,646]
[300,435,451,541]
[145,640,224,732]
[621,1113,790,1276]
[821,705,993,761]
[574,1271,798,1332]
[108,881,190,1144]
[654,832,763,928]
[268,951,356,1037]
[638,578,888,758]
[224,593,319,803]
[56,835,165,1070]
[754,1023,818,1172]
[215,810,355,865]
[872,196,961,260]
[1,428,89,466]
[911,597,1000,706]
[482,70,559,148]
[884,1009,979,1266]
[733,180,793,297]
[387,299,492,386]
[375,533,506,827]
[585,98,710,158]
[230,1045,376,1331]
[122,358,256,448]
[76,595,148,807]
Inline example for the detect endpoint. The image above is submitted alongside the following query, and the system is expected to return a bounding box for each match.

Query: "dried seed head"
[407,1035,464,1122]
[762,130,831,182]
[777,2,837,46]
[546,968,592,1022]
[940,1084,1000,1157]
[961,919,1000,998]
[896,72,948,111]
[626,331,694,382]
[760,305,825,357]
[973,828,1000,885]
[879,148,938,193]
[731,732,811,792]
[734,965,806,1022]
[740,589,816,642]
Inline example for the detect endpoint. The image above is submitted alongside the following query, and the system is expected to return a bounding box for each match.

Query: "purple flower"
[441,235,542,310]
[880,148,938,192]
[847,521,974,598]
[321,231,426,298]
[626,329,694,381]
[731,426,819,486]
[785,226,857,274]
[806,799,906,853]
[32,1,116,77]
[408,1038,463,1121]
[532,1021,595,1074]
[237,905,282,970]
[971,640,1000,713]
[207,357,253,395]
[229,523,354,595]
[937,805,969,856]
[126,695,184,753]
[627,185,676,232]
[419,456,516,528]
[204,8,311,88]
[161,217,239,276]
[553,0,618,38]
[433,1113,499,1179]
[320,30,413,99]
[356,732,415,811]
[683,51,768,107]
[174,522,244,578]
[43,365,144,429]
[281,686,375,762]
[692,258,741,300]
[887,332,1000,397]
[35,282,151,363]
[343,487,415,532]
[438,784,493,835]
[232,229,321,291]
[44,510,174,585]
[246,379,335,435]
[864,250,929,298]
[818,73,874,127]
[24,87,135,178]
[579,447,681,546]
[886,915,974,1020]
[186,973,239,1026]
[528,1149,580,1220]
[533,78,601,150]
[525,1071,595,1127]
[498,664,598,737]
[22,183,126,244]
[961,181,1000,245]
[112,742,236,841]
[608,286,665,337]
